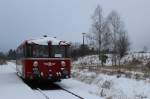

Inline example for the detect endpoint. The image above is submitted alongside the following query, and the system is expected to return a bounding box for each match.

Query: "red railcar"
[16,37,71,82]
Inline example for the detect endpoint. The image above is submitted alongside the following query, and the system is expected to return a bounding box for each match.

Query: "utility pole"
[82,33,86,56]
[82,33,86,46]
[43,35,47,37]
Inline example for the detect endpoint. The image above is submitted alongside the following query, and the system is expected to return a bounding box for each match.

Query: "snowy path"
[0,62,42,99]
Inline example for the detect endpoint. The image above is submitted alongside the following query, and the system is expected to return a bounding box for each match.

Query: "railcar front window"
[25,44,70,58]
[51,45,70,58]
[51,45,65,58]
[32,45,49,58]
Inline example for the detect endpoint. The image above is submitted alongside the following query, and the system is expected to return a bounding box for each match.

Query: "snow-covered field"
[72,70,150,99]
[72,53,150,99]
[58,79,100,99]
[0,62,42,99]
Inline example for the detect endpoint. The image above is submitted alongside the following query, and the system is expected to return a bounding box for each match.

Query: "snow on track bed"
[35,87,83,99]
[36,88,50,99]
[28,79,101,99]
[61,87,84,99]
[27,82,84,99]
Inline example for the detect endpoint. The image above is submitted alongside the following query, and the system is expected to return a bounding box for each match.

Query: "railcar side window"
[65,46,71,58]
[16,47,24,59]
[25,45,32,57]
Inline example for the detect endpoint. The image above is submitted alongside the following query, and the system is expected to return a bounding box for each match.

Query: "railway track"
[36,87,84,99]
[27,82,84,99]
[9,62,84,99]
[36,88,50,99]
[61,87,84,99]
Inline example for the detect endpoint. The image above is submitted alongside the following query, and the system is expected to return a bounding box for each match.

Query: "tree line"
[70,42,97,60]
[0,49,16,60]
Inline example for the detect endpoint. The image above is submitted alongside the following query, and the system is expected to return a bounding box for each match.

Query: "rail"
[61,87,84,99]
[36,88,50,99]
[36,87,84,99]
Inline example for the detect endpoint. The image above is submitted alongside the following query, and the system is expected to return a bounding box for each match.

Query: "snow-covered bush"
[130,58,142,65]
[72,53,150,98]
[145,61,150,69]
[71,70,96,84]
[101,80,112,89]
[71,69,150,99]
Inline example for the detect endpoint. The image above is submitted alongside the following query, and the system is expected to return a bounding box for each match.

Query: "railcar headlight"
[61,68,64,70]
[49,70,52,72]
[61,61,66,67]
[41,72,44,76]
[33,61,38,67]
[48,62,52,67]
[56,72,59,76]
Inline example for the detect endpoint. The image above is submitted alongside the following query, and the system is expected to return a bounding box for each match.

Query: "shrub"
[0,59,6,65]
[130,58,142,65]
[145,61,150,70]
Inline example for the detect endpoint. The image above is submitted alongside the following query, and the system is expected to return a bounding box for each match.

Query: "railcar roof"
[27,37,68,45]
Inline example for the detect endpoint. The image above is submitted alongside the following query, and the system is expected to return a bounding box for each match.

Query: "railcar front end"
[16,37,71,82]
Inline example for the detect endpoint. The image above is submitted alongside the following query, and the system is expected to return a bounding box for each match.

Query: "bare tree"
[107,11,122,66]
[88,6,130,67]
[101,20,112,52]
[92,5,104,53]
[107,10,130,66]
[89,5,111,66]
[116,31,130,65]
[142,46,148,53]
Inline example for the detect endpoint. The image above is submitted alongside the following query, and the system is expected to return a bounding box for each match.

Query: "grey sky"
[0,0,150,52]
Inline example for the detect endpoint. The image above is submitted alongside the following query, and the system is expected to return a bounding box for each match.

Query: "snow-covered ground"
[35,78,101,99]
[71,53,150,98]
[35,88,80,99]
[0,62,42,99]
[72,70,150,99]
[58,79,101,99]
[1,62,150,99]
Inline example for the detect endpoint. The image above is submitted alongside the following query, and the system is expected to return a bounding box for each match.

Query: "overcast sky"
[0,0,150,52]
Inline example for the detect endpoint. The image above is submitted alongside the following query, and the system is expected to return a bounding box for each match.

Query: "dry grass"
[0,59,7,65]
